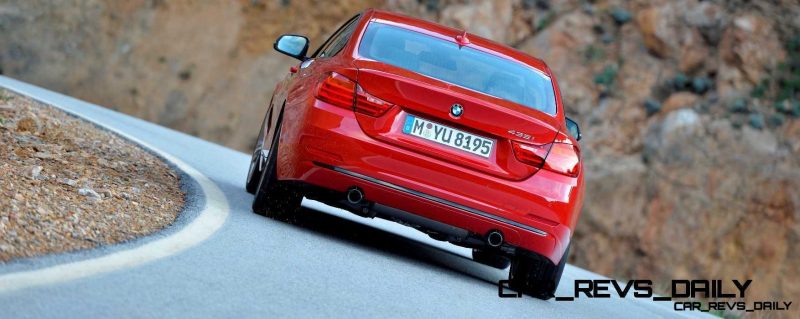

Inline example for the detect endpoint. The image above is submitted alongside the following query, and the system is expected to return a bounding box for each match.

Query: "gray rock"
[662,109,701,133]
[57,178,78,187]
[742,126,778,154]
[78,188,102,201]
[683,2,727,44]
[96,189,113,198]
[33,152,55,160]
[643,109,702,164]
[30,165,43,179]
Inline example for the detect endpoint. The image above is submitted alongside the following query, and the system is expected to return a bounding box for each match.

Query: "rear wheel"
[471,249,510,269]
[508,245,569,300]
[251,110,303,220]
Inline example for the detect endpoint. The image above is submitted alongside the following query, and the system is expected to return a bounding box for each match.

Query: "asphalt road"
[0,76,713,318]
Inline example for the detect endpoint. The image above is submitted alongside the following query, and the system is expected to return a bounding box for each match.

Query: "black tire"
[472,249,511,269]
[245,110,270,194]
[508,245,570,300]
[251,110,303,220]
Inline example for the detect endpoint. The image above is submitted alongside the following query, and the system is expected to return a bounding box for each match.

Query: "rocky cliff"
[1,0,798,315]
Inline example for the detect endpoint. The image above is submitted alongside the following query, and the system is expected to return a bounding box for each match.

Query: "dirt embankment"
[0,89,184,262]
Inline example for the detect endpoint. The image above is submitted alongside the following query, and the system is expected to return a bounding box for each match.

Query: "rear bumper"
[279,99,582,264]
[316,162,547,237]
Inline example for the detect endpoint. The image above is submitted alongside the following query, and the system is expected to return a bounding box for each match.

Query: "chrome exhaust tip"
[346,187,364,205]
[486,230,504,248]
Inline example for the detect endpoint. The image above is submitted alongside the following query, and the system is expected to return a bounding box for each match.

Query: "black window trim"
[311,14,361,59]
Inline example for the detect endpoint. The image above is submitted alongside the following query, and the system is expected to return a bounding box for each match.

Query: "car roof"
[361,9,551,76]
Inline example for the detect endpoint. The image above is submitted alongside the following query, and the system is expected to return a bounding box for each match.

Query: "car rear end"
[285,12,583,267]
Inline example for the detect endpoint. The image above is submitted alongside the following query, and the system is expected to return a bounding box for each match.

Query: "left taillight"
[316,72,356,108]
[355,85,393,117]
[315,72,394,117]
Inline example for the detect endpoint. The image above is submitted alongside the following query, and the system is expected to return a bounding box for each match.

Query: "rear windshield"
[358,22,557,115]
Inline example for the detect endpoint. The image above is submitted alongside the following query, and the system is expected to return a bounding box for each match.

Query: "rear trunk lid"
[353,60,559,180]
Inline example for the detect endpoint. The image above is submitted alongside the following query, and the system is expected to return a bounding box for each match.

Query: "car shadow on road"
[270,202,508,288]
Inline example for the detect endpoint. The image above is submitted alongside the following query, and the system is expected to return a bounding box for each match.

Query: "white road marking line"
[0,76,230,293]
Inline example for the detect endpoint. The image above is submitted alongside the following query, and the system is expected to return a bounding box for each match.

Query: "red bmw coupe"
[246,9,584,299]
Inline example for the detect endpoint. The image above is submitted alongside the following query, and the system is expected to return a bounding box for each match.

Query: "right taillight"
[512,141,580,177]
[315,72,394,117]
[543,143,580,177]
[512,141,551,168]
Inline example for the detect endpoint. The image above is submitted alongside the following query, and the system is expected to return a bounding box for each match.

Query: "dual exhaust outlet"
[345,186,505,248]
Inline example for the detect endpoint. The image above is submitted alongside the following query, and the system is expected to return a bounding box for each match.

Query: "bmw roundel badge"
[450,103,463,117]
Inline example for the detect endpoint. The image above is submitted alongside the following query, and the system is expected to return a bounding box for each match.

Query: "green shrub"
[583,45,606,62]
[730,98,748,113]
[536,12,556,32]
[751,78,769,98]
[768,113,786,127]
[766,35,800,117]
[691,76,712,94]
[610,7,633,25]
[594,65,618,88]
[0,89,12,102]
[644,98,661,116]
[673,73,689,91]
[748,113,765,130]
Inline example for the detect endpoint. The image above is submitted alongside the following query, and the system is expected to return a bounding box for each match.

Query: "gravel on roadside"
[0,88,184,262]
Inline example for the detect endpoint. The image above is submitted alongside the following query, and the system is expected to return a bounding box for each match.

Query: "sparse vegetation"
[729,98,748,113]
[672,73,689,91]
[593,64,618,90]
[691,76,712,94]
[0,89,13,102]
[748,113,765,129]
[536,12,555,32]
[751,35,800,118]
[583,45,606,62]
[644,98,661,116]
[610,7,632,25]
[751,78,769,99]
[768,113,786,127]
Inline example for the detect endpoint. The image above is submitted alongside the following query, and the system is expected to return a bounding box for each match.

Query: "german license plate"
[402,114,494,158]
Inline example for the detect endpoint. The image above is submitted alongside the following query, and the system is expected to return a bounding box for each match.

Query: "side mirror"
[274,35,309,61]
[566,117,582,141]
